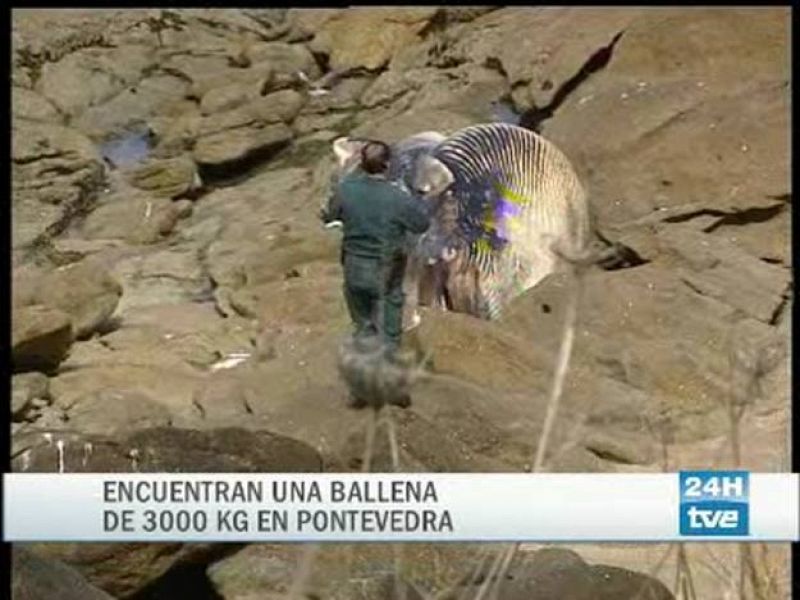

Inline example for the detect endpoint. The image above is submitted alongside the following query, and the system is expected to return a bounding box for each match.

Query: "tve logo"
[679,471,749,536]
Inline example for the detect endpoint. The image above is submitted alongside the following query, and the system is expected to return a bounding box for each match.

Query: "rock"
[12,120,105,251]
[445,547,673,600]
[351,107,476,143]
[49,363,202,424]
[73,74,192,139]
[207,546,295,599]
[12,305,73,373]
[196,90,306,137]
[11,373,51,421]
[12,546,115,600]
[582,428,655,465]
[79,189,183,244]
[327,572,427,600]
[63,389,173,435]
[184,61,274,100]
[193,122,293,174]
[656,225,791,323]
[245,41,320,79]
[23,542,223,600]
[540,8,789,226]
[125,155,201,198]
[12,426,322,598]
[36,45,156,118]
[12,87,64,123]
[361,64,507,121]
[200,80,265,115]
[108,246,211,316]
[13,426,323,473]
[285,8,342,41]
[449,8,641,109]
[14,259,122,340]
[310,8,439,70]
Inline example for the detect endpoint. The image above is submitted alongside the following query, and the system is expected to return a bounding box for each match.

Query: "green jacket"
[323,170,431,261]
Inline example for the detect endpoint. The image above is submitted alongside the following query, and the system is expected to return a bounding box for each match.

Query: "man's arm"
[396,189,432,234]
[319,173,344,226]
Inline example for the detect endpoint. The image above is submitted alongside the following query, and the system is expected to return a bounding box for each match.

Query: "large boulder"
[193,122,294,176]
[12,120,105,251]
[124,155,201,199]
[12,305,73,373]
[11,372,51,421]
[309,8,440,71]
[12,87,65,123]
[12,426,322,597]
[540,8,789,227]
[36,45,156,118]
[444,547,673,600]
[78,189,186,244]
[13,259,122,340]
[12,546,115,600]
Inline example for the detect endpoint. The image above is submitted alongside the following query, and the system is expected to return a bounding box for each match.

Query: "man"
[321,140,431,404]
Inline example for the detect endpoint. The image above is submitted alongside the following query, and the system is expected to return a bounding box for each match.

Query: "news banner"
[3,472,798,542]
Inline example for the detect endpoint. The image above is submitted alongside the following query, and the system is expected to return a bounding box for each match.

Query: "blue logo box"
[679,471,749,536]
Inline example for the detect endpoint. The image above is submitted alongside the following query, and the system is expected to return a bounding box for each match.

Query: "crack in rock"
[519,29,625,132]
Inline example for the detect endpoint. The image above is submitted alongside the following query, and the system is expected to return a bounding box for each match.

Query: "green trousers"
[342,253,406,355]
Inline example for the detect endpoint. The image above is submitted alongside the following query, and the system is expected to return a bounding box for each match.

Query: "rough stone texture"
[78,189,185,244]
[9,8,791,598]
[444,547,674,600]
[193,123,294,171]
[12,546,116,600]
[13,259,122,340]
[12,87,65,123]
[12,120,105,251]
[12,305,73,373]
[310,8,439,70]
[11,373,51,421]
[124,155,201,199]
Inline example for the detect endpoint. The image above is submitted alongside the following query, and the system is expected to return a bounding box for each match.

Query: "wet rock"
[13,259,122,340]
[12,305,73,373]
[11,373,51,421]
[193,122,293,174]
[12,546,115,600]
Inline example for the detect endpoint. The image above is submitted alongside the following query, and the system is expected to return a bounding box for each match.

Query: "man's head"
[360,141,391,175]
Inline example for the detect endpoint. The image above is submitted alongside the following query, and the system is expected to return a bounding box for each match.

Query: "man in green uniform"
[321,141,431,405]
